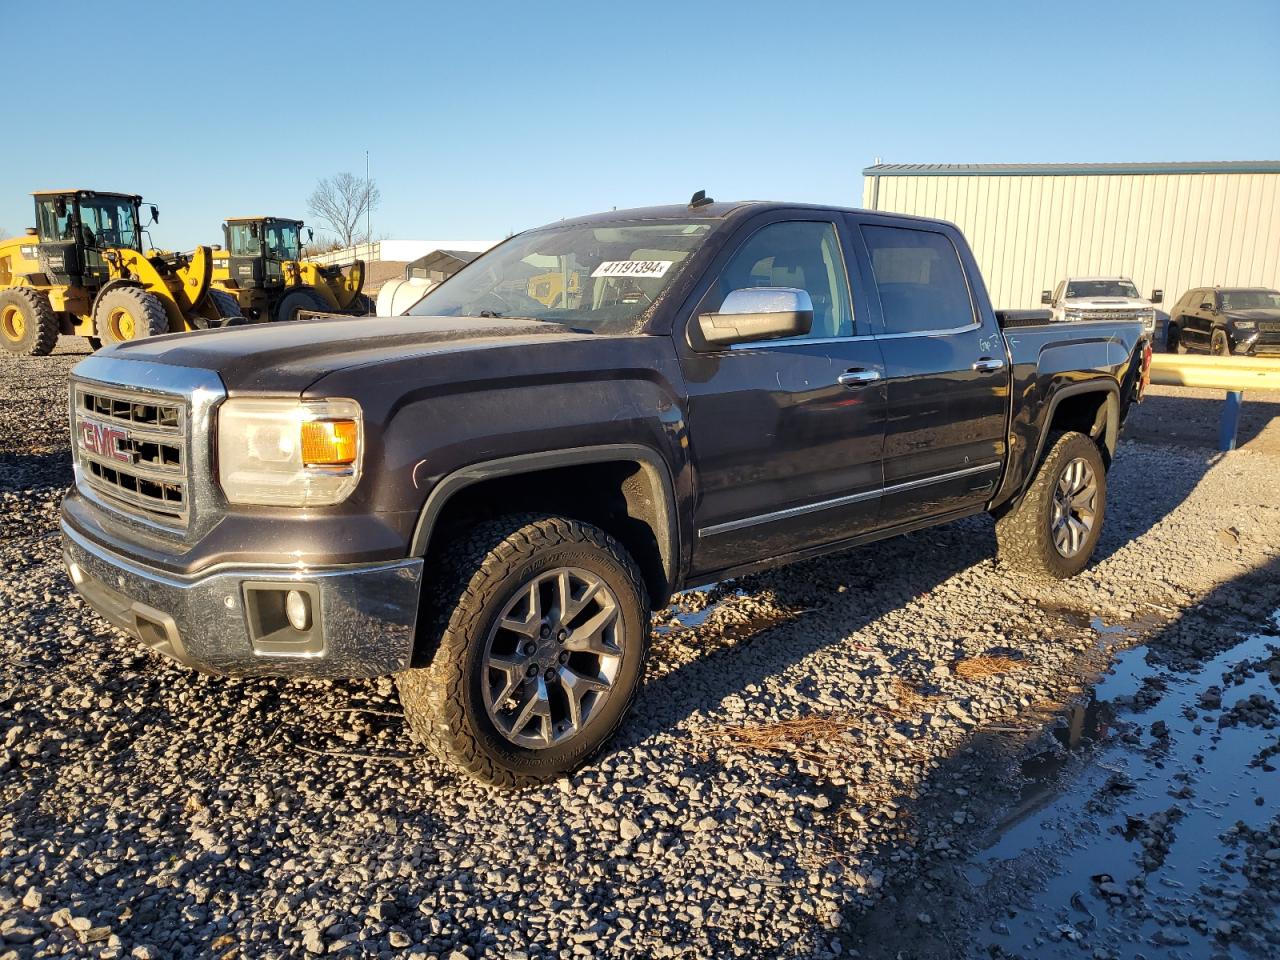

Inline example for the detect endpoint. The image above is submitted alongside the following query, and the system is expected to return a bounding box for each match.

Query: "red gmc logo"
[80,419,131,463]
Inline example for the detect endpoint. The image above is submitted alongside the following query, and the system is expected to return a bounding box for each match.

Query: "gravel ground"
[2,340,1278,959]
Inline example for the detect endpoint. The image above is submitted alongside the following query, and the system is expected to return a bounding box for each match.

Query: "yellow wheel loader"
[210,217,371,323]
[0,190,243,356]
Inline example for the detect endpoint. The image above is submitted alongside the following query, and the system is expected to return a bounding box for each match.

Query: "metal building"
[861,161,1280,310]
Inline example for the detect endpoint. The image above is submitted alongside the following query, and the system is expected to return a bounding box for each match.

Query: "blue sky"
[3,0,1277,248]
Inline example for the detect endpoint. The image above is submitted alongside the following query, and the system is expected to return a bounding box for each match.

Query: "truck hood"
[1062,296,1153,310]
[102,314,595,393]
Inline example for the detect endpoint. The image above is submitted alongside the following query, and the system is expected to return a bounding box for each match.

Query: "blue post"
[1219,390,1244,452]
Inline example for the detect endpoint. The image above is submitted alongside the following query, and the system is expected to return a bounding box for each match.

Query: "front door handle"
[837,369,882,387]
[972,357,1005,373]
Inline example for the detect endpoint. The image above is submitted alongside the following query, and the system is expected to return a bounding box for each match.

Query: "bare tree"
[307,172,380,248]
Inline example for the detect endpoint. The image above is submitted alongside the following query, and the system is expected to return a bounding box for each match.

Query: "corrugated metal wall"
[862,172,1280,310]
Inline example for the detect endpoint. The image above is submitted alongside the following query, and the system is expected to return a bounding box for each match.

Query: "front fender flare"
[408,443,680,594]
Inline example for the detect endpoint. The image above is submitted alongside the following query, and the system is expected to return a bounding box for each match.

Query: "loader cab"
[224,217,307,290]
[32,190,145,287]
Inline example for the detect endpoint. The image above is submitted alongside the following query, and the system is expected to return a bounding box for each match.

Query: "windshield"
[229,221,301,260]
[409,220,713,334]
[1066,280,1140,299]
[79,196,139,250]
[264,221,301,261]
[1221,289,1280,310]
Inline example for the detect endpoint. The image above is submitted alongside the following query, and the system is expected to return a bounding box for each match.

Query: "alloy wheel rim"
[1,305,23,341]
[481,566,623,749]
[1051,457,1098,558]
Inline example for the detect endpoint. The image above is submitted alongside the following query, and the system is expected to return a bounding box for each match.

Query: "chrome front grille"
[73,383,190,528]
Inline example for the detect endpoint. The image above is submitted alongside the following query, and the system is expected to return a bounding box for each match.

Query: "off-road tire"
[0,287,59,356]
[1210,328,1231,357]
[396,514,651,787]
[205,288,246,327]
[996,430,1107,580]
[94,287,167,347]
[274,287,329,323]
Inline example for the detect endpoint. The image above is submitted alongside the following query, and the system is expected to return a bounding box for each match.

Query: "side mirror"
[150,205,159,224]
[307,228,314,242]
[1150,289,1163,305]
[1200,301,1214,312]
[697,287,813,347]
[1041,290,1053,305]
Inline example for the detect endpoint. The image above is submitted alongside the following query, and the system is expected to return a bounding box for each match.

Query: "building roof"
[862,161,1280,177]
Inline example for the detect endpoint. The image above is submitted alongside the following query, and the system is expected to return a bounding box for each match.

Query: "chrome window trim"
[698,462,1000,537]
[727,320,982,351]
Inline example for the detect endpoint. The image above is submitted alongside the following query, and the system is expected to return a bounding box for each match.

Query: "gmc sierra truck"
[60,199,1152,785]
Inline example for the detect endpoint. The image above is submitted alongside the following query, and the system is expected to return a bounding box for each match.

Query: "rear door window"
[860,225,974,335]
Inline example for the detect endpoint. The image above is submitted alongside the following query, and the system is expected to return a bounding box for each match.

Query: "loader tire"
[274,287,328,323]
[995,430,1107,580]
[206,289,247,327]
[396,514,651,787]
[346,293,375,316]
[94,287,167,347]
[0,287,59,356]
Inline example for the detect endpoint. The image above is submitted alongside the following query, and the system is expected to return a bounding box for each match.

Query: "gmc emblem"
[80,419,131,463]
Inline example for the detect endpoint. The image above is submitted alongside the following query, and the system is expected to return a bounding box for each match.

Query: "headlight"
[217,397,362,506]
[1063,308,1084,321]
[1233,320,1256,330]
[1143,310,1156,330]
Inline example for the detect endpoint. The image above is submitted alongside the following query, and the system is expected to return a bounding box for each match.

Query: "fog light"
[285,590,311,631]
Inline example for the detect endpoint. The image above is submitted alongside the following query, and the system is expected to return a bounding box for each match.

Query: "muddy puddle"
[963,611,1280,958]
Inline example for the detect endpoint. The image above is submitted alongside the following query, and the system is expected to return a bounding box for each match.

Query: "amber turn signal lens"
[300,419,358,465]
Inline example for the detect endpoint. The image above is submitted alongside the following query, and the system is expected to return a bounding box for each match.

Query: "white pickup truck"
[1042,277,1160,339]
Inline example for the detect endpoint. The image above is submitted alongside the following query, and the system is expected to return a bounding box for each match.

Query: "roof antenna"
[689,189,713,208]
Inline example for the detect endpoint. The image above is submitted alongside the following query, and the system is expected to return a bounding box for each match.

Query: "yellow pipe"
[1149,354,1280,391]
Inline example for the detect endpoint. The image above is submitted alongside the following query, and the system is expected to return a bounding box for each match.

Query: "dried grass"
[694,708,931,771]
[954,654,1023,680]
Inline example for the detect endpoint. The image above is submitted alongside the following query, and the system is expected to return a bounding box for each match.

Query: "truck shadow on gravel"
[0,450,72,493]
[627,515,996,743]
[845,552,1280,960]
[1125,390,1280,453]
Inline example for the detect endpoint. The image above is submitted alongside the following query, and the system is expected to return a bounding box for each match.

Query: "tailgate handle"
[837,368,882,387]
[972,356,1005,373]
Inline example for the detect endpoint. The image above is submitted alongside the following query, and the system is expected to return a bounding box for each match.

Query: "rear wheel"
[396,514,651,786]
[1210,328,1231,357]
[274,287,328,323]
[0,287,59,356]
[94,287,167,347]
[996,431,1107,580]
[206,288,246,327]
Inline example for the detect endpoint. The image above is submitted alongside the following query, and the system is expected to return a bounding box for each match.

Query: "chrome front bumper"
[61,521,423,678]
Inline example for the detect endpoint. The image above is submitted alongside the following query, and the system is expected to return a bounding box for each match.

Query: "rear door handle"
[972,357,1005,373]
[838,369,882,387]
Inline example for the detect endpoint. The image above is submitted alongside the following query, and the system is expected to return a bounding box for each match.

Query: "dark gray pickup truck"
[60,199,1152,784]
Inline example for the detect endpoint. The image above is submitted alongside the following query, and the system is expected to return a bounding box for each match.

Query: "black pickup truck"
[60,199,1151,785]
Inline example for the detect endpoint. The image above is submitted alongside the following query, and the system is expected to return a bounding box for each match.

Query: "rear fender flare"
[1024,380,1119,487]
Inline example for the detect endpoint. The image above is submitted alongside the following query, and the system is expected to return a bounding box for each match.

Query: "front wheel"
[996,431,1107,579]
[1167,322,1188,354]
[396,514,650,787]
[94,287,167,347]
[1210,328,1231,357]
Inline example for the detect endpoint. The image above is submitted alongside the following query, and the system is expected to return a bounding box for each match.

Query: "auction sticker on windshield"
[590,260,673,278]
